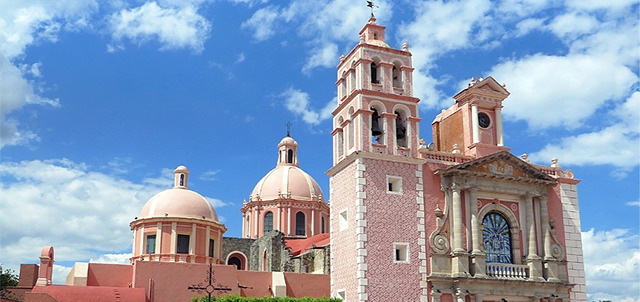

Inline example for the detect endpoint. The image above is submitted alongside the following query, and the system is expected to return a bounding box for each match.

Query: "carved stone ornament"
[551,243,564,260]
[430,233,450,254]
[488,162,514,176]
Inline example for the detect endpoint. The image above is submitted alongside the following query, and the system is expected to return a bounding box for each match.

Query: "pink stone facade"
[329,17,586,302]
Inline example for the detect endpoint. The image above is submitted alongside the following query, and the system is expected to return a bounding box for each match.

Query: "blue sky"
[0,0,638,300]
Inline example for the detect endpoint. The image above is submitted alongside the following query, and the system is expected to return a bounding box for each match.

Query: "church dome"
[138,166,219,221]
[249,136,324,202]
[250,165,324,202]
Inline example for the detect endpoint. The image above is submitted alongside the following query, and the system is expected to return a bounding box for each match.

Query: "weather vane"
[285,121,292,137]
[366,1,378,18]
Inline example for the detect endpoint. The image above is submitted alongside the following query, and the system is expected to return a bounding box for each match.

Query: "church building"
[5,13,586,302]
[327,16,586,302]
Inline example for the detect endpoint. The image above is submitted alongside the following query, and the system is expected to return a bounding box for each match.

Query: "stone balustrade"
[486,263,529,279]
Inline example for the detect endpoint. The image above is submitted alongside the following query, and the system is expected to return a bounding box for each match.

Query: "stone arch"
[478,202,522,264]
[226,251,248,270]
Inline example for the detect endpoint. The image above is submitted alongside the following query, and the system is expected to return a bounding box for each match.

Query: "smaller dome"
[138,166,219,221]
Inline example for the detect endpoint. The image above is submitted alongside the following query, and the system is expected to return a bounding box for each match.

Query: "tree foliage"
[0,267,19,290]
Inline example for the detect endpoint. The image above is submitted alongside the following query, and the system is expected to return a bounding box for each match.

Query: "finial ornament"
[285,121,292,137]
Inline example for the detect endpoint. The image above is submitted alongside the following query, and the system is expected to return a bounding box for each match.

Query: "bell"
[371,109,383,136]
[396,126,406,139]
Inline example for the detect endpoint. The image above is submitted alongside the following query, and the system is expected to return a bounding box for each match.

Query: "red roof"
[285,233,330,256]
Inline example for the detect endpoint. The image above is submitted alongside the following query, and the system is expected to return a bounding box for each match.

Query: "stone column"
[452,187,464,253]
[495,107,504,146]
[471,104,480,144]
[524,195,543,280]
[469,188,486,277]
[539,196,553,260]
[451,186,469,277]
[156,222,163,255]
[469,188,481,253]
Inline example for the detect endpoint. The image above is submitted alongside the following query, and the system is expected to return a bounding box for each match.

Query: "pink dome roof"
[139,188,219,221]
[138,166,219,221]
[250,165,324,202]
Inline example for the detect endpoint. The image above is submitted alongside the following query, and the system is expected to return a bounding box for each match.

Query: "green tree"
[0,266,19,290]
[0,266,20,301]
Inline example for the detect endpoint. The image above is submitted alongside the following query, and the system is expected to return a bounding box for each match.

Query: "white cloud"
[281,88,333,126]
[241,6,280,42]
[0,55,59,149]
[0,1,95,150]
[302,43,338,74]
[582,228,640,302]
[108,1,211,53]
[0,159,227,282]
[625,201,640,207]
[491,54,637,130]
[528,91,639,170]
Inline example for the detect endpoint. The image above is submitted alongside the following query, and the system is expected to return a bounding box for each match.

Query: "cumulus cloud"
[0,1,94,149]
[241,6,280,41]
[0,159,227,283]
[528,91,639,170]
[0,56,59,148]
[108,1,211,53]
[242,0,392,71]
[582,228,640,302]
[281,88,333,126]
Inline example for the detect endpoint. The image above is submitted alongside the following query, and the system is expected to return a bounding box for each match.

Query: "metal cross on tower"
[285,121,292,137]
[188,263,232,301]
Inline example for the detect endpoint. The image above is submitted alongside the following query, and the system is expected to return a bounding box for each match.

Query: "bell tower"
[431,76,510,158]
[328,16,427,302]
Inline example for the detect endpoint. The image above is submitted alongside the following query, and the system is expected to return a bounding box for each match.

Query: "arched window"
[228,256,242,270]
[295,212,306,236]
[287,149,293,163]
[371,107,383,144]
[321,217,326,233]
[179,174,185,186]
[370,62,379,84]
[392,66,402,88]
[482,212,513,263]
[264,211,273,234]
[262,250,268,271]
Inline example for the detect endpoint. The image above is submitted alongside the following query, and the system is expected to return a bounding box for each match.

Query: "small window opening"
[295,212,306,236]
[208,239,215,257]
[287,149,293,163]
[145,235,156,254]
[177,234,190,254]
[394,243,409,263]
[264,211,273,234]
[387,176,402,194]
[179,174,185,186]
